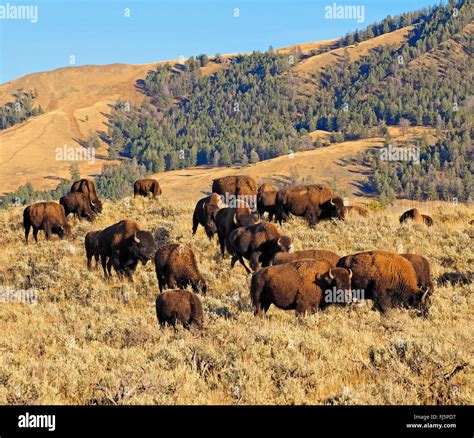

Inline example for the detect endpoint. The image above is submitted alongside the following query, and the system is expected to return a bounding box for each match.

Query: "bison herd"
[22,175,437,328]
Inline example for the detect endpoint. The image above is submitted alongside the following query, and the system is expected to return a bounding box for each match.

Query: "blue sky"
[1,0,437,83]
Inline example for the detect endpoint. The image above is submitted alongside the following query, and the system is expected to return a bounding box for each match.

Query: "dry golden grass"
[0,196,472,405]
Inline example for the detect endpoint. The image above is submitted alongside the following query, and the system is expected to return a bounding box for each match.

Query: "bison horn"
[233,212,238,226]
[348,268,353,279]
[328,269,334,280]
[134,231,140,243]
[421,287,429,303]
[330,198,335,206]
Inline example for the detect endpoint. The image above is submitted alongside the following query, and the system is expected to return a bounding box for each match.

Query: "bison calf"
[251,259,353,317]
[156,290,204,329]
[155,244,207,294]
[85,230,101,269]
[192,193,222,239]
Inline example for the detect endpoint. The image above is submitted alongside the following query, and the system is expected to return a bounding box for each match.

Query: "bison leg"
[234,255,252,274]
[218,233,226,257]
[44,222,52,240]
[192,211,199,236]
[373,288,391,313]
[250,252,262,271]
[100,255,109,278]
[24,222,31,244]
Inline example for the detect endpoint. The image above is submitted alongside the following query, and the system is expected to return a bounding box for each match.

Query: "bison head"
[319,197,345,221]
[130,231,155,264]
[234,212,260,227]
[203,203,219,238]
[408,287,432,316]
[53,223,71,240]
[91,199,103,214]
[320,268,353,304]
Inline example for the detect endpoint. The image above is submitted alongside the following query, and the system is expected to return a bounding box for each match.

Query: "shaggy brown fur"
[337,250,428,314]
[228,221,293,273]
[192,193,222,239]
[133,178,162,199]
[84,230,101,269]
[345,205,369,217]
[97,220,155,280]
[155,244,207,295]
[71,179,103,213]
[257,190,278,221]
[258,183,277,194]
[60,192,96,222]
[275,184,345,226]
[399,208,424,225]
[156,289,204,329]
[212,175,257,197]
[214,202,258,256]
[23,202,71,244]
[250,259,352,317]
[401,253,434,305]
[272,249,340,267]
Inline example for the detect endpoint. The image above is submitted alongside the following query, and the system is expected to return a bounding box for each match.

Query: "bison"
[337,250,429,314]
[155,289,204,329]
[60,192,96,222]
[84,230,101,269]
[227,221,293,273]
[97,220,155,280]
[212,175,257,197]
[154,244,207,294]
[276,184,345,226]
[399,208,432,226]
[133,178,162,199]
[192,193,223,239]
[23,202,71,243]
[250,259,353,317]
[272,249,340,267]
[345,205,369,217]
[257,189,278,221]
[214,202,259,256]
[71,178,103,213]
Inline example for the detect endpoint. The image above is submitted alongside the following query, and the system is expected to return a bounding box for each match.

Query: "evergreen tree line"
[0,89,44,130]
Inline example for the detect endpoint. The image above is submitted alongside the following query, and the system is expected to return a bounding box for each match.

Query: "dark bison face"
[408,287,431,316]
[130,231,155,264]
[53,223,71,239]
[320,197,346,221]
[276,235,293,253]
[326,267,353,303]
[92,199,103,214]
[204,204,219,237]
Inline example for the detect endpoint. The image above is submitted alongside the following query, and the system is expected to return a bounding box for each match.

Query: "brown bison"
[250,259,353,317]
[212,175,257,197]
[71,178,103,213]
[345,205,369,217]
[192,193,223,239]
[272,249,340,267]
[227,221,293,273]
[276,184,345,226]
[156,289,204,329]
[23,202,71,243]
[85,230,101,269]
[97,220,155,280]
[401,253,434,302]
[60,192,96,222]
[214,201,259,256]
[154,244,207,294]
[133,178,162,199]
[258,183,277,193]
[257,189,278,221]
[337,250,429,314]
[399,208,432,226]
